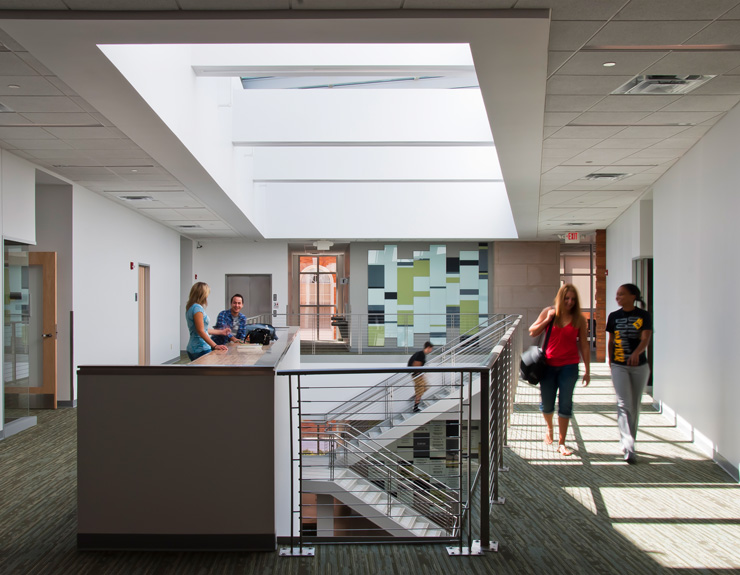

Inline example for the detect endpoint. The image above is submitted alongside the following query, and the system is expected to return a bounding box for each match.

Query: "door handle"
[42,333,54,339]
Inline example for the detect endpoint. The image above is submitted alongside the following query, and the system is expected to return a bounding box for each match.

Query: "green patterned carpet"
[1,364,739,574]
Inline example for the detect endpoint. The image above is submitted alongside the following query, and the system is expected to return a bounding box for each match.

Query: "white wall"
[73,185,181,377]
[652,103,740,479]
[605,199,653,317]
[191,240,289,327]
[32,183,74,403]
[1,151,36,244]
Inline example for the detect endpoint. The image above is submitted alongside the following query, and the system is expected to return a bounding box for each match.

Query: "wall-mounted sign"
[565,232,580,243]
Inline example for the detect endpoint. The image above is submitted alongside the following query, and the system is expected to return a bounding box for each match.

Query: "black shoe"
[624,452,637,464]
[413,405,421,413]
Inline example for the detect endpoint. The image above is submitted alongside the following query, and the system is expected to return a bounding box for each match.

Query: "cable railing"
[278,315,522,554]
[274,312,504,355]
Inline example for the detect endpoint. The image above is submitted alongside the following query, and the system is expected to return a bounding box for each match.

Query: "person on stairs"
[409,342,434,413]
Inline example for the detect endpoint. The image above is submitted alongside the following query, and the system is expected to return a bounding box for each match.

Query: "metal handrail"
[280,315,523,550]
[322,316,519,423]
[313,429,457,530]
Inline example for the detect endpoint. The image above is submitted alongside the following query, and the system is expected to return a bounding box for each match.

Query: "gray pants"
[610,363,651,456]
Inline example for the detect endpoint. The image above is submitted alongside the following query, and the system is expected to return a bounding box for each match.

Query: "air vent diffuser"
[583,173,631,182]
[118,195,154,202]
[612,75,714,95]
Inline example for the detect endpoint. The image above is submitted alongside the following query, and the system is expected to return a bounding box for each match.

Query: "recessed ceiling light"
[7,84,20,89]
[131,169,138,173]
[118,195,154,202]
[603,62,616,67]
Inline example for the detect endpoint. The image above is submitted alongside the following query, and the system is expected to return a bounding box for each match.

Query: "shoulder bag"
[520,319,554,386]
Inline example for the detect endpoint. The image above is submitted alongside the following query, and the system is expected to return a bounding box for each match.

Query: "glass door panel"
[299,255,338,341]
[4,246,30,424]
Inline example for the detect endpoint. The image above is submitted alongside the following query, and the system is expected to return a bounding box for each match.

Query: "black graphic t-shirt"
[408,350,427,377]
[606,307,653,365]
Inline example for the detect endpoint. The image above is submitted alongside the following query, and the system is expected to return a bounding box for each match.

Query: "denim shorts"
[539,363,579,418]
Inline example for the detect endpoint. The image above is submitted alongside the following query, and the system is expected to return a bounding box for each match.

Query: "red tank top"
[545,322,580,366]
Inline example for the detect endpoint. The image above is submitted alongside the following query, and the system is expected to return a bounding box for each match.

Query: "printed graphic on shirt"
[613,316,642,363]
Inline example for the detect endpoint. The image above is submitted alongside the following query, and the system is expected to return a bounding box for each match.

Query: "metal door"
[225,274,272,323]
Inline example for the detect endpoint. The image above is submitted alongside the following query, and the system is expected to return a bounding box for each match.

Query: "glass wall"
[3,244,32,424]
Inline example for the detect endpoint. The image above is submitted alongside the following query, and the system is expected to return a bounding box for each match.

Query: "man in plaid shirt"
[212,294,248,344]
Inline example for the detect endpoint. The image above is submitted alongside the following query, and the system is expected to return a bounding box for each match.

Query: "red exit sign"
[565,232,580,243]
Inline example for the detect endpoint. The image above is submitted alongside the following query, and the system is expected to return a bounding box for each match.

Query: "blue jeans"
[187,348,210,362]
[539,363,579,418]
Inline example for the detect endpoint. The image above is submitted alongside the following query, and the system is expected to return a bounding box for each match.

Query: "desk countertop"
[189,326,298,367]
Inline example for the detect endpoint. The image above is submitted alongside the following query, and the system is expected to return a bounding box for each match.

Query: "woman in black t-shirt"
[606,284,653,464]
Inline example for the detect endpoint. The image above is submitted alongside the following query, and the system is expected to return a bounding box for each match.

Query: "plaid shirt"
[213,309,247,344]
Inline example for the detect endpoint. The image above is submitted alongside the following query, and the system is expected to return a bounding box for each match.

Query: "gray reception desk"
[76,327,299,551]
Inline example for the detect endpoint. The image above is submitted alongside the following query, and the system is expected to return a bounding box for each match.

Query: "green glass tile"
[368,325,385,347]
[460,300,479,333]
[413,258,430,278]
[398,267,414,305]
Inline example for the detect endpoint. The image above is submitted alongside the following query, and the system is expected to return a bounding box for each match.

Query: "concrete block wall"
[492,241,560,345]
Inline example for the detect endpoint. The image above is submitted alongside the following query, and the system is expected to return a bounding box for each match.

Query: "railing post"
[479,369,490,546]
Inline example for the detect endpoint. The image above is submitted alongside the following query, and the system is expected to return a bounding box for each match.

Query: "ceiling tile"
[589,94,681,112]
[0,53,41,76]
[173,208,219,221]
[0,0,69,8]
[594,138,661,148]
[720,4,740,18]
[179,0,289,7]
[542,147,581,160]
[554,51,668,76]
[0,126,56,139]
[548,125,626,138]
[0,77,63,97]
[614,0,739,21]
[589,164,652,174]
[541,191,588,206]
[563,148,638,164]
[84,148,153,159]
[612,125,690,138]
[27,149,96,161]
[651,137,701,149]
[0,96,84,113]
[642,51,740,75]
[69,97,100,114]
[543,137,603,149]
[676,125,712,138]
[543,127,560,137]
[691,75,740,94]
[19,112,101,126]
[549,21,605,51]
[547,75,634,95]
[514,0,624,20]
[587,21,710,46]
[44,77,78,97]
[44,126,121,139]
[572,111,652,124]
[544,112,580,127]
[15,52,54,76]
[137,208,182,221]
[293,0,401,7]
[544,165,602,178]
[636,110,723,125]
[625,148,685,160]
[541,159,563,172]
[405,0,515,5]
[0,28,28,52]
[2,138,72,150]
[70,139,139,150]
[687,20,740,44]
[547,51,574,76]
[546,94,604,111]
[64,0,179,7]
[660,95,740,111]
[0,113,33,126]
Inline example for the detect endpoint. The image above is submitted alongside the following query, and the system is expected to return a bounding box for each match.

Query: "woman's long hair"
[186,281,210,310]
[554,283,583,326]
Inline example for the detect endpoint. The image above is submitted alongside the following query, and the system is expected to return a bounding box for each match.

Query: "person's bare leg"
[557,416,572,455]
[543,412,554,445]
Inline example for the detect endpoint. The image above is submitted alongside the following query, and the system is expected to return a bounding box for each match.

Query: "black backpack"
[246,328,272,345]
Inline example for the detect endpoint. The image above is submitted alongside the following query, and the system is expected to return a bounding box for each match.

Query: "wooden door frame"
[138,264,150,366]
[5,251,58,409]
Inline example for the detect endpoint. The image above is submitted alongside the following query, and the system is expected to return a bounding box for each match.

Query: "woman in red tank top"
[529,284,591,456]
